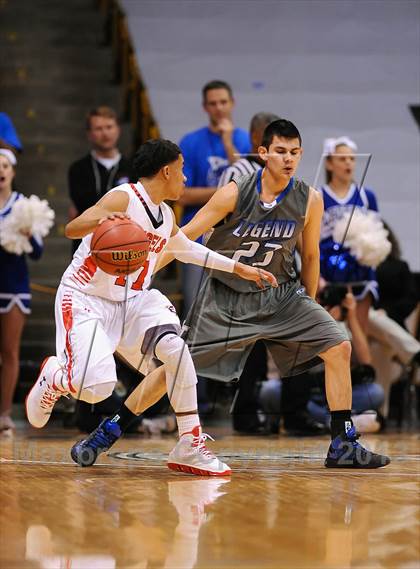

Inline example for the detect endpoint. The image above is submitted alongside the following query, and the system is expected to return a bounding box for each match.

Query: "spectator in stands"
[368,306,420,418]
[259,287,385,435]
[179,80,250,313]
[0,149,43,434]
[0,112,22,153]
[369,222,419,418]
[67,106,138,424]
[68,106,133,251]
[319,136,381,330]
[376,222,418,329]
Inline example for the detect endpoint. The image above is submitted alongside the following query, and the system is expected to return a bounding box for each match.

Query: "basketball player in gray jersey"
[73,120,390,469]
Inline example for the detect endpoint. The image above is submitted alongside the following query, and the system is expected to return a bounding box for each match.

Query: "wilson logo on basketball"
[111,250,147,262]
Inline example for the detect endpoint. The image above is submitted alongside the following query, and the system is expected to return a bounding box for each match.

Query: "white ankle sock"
[176,414,200,438]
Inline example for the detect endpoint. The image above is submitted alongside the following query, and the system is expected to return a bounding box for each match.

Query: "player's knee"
[322,340,352,363]
[155,333,188,364]
[78,381,116,404]
[155,333,197,388]
[155,333,185,360]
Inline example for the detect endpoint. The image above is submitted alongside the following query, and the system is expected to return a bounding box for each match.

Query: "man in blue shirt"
[179,80,250,317]
[179,80,250,226]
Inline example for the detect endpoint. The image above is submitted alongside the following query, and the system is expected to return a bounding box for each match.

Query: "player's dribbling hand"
[234,262,278,289]
[98,212,131,225]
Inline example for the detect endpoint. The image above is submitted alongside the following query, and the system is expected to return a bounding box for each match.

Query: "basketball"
[90,218,150,275]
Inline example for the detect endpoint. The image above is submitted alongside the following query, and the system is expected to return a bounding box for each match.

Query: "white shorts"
[55,285,181,396]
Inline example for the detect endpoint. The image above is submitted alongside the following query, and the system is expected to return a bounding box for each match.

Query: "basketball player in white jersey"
[26,138,277,476]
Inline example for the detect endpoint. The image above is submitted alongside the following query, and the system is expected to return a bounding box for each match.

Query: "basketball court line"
[1,456,418,476]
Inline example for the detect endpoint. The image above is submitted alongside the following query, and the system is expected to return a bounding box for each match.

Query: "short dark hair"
[133,139,181,178]
[249,112,281,135]
[202,80,233,102]
[86,106,119,130]
[261,119,302,148]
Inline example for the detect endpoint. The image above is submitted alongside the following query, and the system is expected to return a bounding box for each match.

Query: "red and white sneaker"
[167,426,231,476]
[168,478,230,531]
[25,356,67,428]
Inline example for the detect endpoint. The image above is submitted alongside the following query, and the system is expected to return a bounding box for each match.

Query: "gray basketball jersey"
[206,170,310,292]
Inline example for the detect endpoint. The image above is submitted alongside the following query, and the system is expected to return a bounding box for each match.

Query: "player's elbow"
[64,221,79,239]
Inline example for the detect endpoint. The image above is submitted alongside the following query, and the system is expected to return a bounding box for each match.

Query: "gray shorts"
[184,278,348,382]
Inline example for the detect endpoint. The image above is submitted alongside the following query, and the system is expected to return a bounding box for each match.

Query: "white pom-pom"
[332,209,391,268]
[25,195,55,237]
[0,195,55,255]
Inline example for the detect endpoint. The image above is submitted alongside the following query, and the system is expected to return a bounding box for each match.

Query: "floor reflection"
[0,433,418,569]
[20,475,230,569]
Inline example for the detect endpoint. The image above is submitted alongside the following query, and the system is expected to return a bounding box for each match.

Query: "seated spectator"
[368,307,420,418]
[259,288,385,434]
[0,112,22,153]
[376,222,418,329]
[0,149,44,434]
[68,106,134,252]
[319,136,383,330]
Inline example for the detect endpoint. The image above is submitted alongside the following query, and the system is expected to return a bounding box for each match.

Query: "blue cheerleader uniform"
[0,192,43,314]
[319,183,379,301]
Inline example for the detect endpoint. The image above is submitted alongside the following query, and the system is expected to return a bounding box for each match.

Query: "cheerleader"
[0,149,43,433]
[319,137,382,330]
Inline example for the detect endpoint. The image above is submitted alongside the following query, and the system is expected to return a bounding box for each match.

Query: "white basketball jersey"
[61,182,174,301]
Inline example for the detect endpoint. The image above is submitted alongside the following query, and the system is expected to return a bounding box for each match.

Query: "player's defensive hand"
[98,212,131,225]
[234,262,278,289]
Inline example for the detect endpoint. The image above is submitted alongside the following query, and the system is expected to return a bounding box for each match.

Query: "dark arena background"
[0,1,419,568]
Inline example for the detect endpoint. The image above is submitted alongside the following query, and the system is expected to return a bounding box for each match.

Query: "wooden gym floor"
[0,427,419,569]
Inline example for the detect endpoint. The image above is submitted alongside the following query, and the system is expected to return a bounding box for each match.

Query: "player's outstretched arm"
[153,182,239,274]
[301,188,323,299]
[181,181,238,241]
[65,191,129,239]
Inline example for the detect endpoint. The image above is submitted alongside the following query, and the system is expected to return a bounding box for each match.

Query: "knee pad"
[155,333,197,388]
[78,381,116,404]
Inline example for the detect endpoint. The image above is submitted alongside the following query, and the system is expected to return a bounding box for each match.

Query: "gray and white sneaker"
[167,425,231,476]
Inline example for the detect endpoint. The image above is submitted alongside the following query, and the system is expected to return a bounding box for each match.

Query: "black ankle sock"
[330,410,353,440]
[109,404,138,432]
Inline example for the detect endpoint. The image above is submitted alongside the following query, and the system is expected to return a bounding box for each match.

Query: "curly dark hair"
[132,139,181,179]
